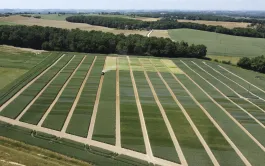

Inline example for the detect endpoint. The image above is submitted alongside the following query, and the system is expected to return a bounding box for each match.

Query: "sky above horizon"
[1,0,265,10]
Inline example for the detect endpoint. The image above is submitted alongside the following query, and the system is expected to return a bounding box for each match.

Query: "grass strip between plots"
[19,55,83,124]
[42,56,94,131]
[92,58,116,145]
[0,55,72,119]
[119,57,145,153]
[173,59,265,165]
[131,57,180,163]
[66,56,105,137]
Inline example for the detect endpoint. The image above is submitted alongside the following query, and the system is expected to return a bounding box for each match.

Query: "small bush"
[221,60,231,65]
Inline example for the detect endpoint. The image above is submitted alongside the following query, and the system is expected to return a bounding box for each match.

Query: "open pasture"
[0,54,265,166]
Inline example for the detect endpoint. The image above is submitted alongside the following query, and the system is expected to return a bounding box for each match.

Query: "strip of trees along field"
[0,25,207,58]
[66,15,265,38]
[237,56,265,74]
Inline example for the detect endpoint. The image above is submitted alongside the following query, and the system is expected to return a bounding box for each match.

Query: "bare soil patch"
[178,19,250,29]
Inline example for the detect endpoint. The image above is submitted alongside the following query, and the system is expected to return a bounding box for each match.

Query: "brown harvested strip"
[0,54,65,112]
[87,57,107,139]
[61,56,97,133]
[179,60,265,152]
[138,59,188,166]
[37,56,87,127]
[15,55,76,121]
[116,57,121,147]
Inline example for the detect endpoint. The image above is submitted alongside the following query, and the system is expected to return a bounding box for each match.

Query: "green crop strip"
[131,58,180,163]
[66,56,105,137]
[174,60,265,165]
[119,57,145,153]
[178,60,265,147]
[0,55,73,119]
[92,59,116,145]
[19,55,83,124]
[42,56,94,131]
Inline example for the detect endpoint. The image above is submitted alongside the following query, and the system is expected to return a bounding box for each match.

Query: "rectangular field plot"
[19,55,83,125]
[173,60,265,165]
[92,61,116,145]
[42,56,94,131]
[119,57,145,153]
[0,54,73,119]
[66,56,105,137]
[131,58,180,163]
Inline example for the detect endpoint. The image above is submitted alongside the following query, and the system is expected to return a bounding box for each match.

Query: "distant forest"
[66,15,265,38]
[0,25,207,58]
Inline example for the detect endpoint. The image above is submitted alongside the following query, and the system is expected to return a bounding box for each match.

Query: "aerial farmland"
[1,53,265,166]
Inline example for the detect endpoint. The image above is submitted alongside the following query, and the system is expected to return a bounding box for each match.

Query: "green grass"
[0,67,27,90]
[168,29,265,57]
[66,56,105,137]
[42,56,93,131]
[34,14,75,21]
[173,59,265,165]
[0,55,72,119]
[119,57,145,153]
[92,69,116,145]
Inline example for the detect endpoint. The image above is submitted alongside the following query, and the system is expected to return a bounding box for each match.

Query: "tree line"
[237,56,265,74]
[66,15,265,38]
[0,25,207,58]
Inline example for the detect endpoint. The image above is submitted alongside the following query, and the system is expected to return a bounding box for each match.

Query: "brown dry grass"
[0,16,149,36]
[0,45,46,54]
[135,17,160,22]
[178,19,250,29]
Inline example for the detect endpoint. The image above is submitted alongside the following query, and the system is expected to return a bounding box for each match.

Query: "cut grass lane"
[148,71,214,166]
[19,55,83,125]
[193,60,265,125]
[180,60,265,146]
[42,56,94,131]
[131,58,180,163]
[92,66,116,145]
[119,57,145,153]
[173,59,265,165]
[160,72,245,166]
[0,55,73,119]
[66,56,105,137]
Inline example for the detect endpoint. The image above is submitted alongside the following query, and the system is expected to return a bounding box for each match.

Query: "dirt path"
[0,116,180,166]
[188,61,265,129]
[138,59,188,166]
[61,56,97,133]
[219,65,265,94]
[162,62,251,165]
[180,60,265,152]
[116,57,121,147]
[147,30,153,37]
[204,62,265,103]
[127,56,153,159]
[0,54,65,112]
[154,60,220,166]
[87,58,107,139]
[37,56,87,127]
[15,56,76,121]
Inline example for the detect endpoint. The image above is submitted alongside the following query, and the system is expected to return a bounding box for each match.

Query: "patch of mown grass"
[119,57,145,153]
[66,56,105,137]
[42,56,93,131]
[19,55,80,124]
[92,69,116,145]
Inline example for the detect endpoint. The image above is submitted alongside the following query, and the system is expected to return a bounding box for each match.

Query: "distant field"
[1,49,265,165]
[169,29,265,57]
[178,19,250,29]
[0,16,149,36]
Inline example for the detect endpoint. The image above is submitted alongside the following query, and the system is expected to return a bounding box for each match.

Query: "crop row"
[0,55,73,119]
[119,57,145,153]
[131,57,180,163]
[92,58,116,145]
[20,55,84,125]
[66,56,106,137]
[173,60,265,165]
[42,56,94,131]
